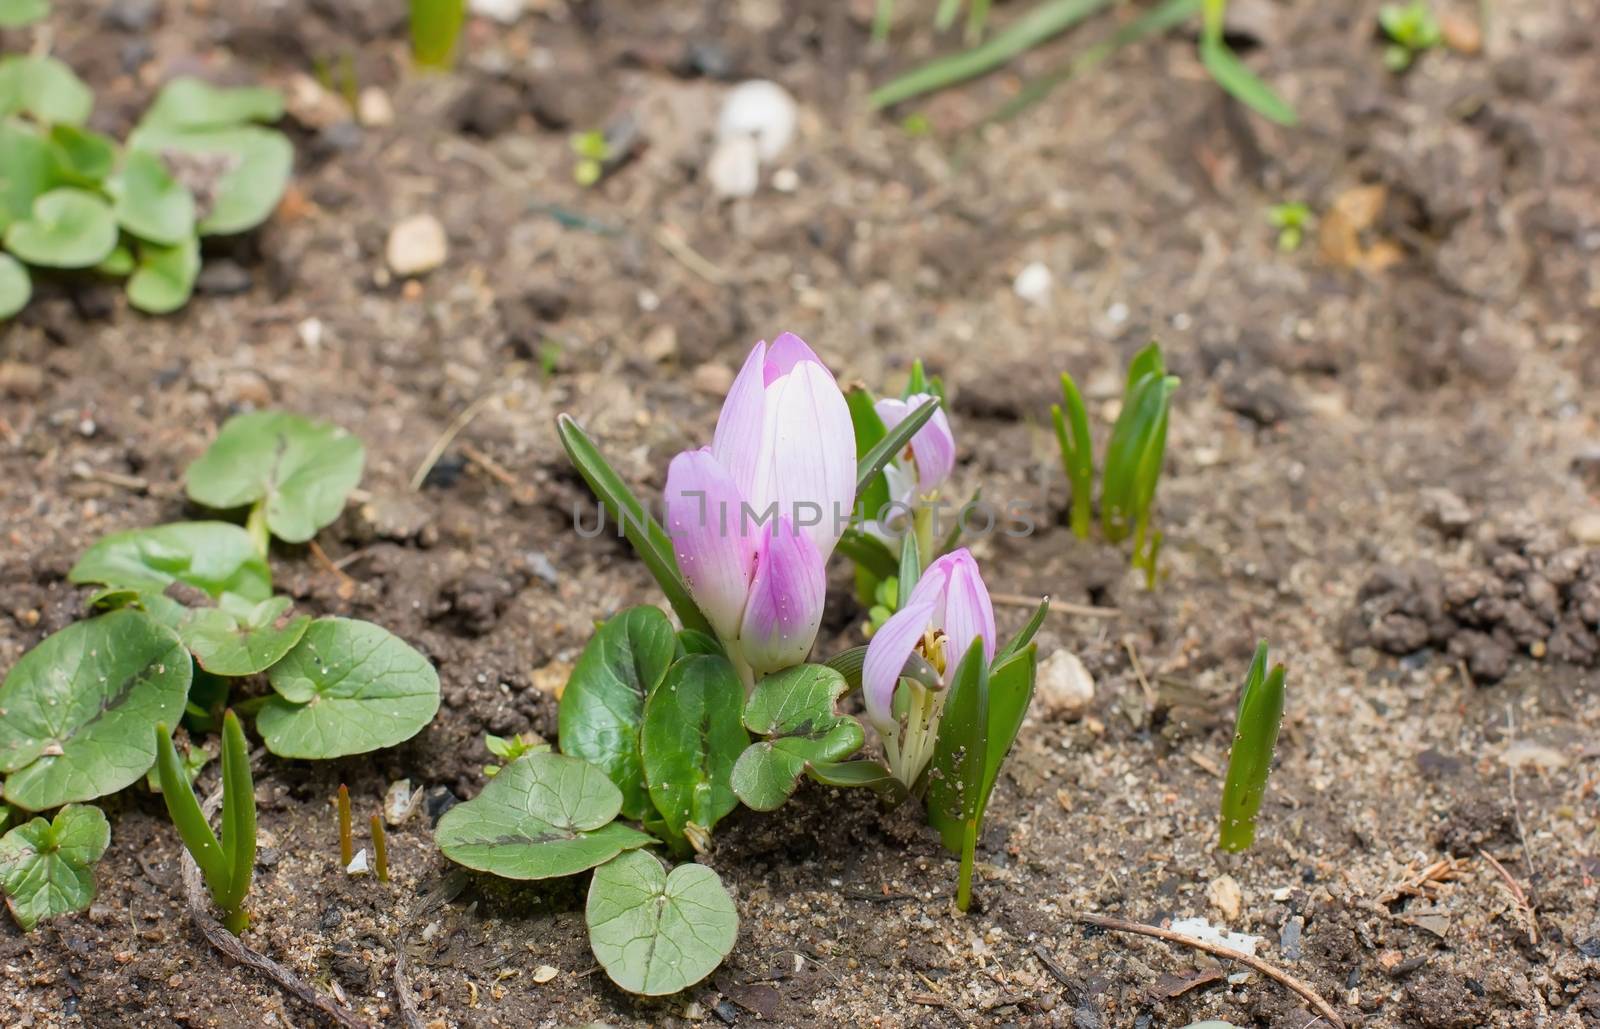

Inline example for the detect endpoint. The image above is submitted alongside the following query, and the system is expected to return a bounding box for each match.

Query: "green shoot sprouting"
[1378,1,1441,71]
[1268,202,1313,252]
[1050,372,1093,539]
[336,784,352,867]
[155,710,256,935]
[570,130,611,187]
[1218,641,1286,852]
[1100,342,1178,586]
[370,815,389,882]
[409,0,465,71]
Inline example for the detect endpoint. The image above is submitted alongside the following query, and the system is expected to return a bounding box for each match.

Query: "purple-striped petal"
[737,516,826,675]
[752,359,856,554]
[764,332,831,383]
[712,340,769,503]
[876,392,955,494]
[665,448,756,641]
[939,549,996,669]
[862,599,936,736]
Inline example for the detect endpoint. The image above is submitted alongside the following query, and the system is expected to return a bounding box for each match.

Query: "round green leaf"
[0,122,60,230]
[640,655,747,842]
[136,78,284,133]
[110,150,195,245]
[0,55,91,125]
[48,124,115,186]
[128,124,291,236]
[436,751,653,880]
[0,253,30,319]
[185,411,365,544]
[729,664,864,812]
[126,236,199,314]
[69,521,273,601]
[96,242,135,276]
[3,187,117,269]
[557,606,676,822]
[586,850,738,996]
[257,618,440,759]
[0,610,192,811]
[179,597,311,677]
[0,0,50,28]
[0,804,110,931]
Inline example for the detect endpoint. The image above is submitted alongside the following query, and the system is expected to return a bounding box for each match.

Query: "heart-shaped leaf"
[128,124,291,236]
[0,804,110,931]
[0,55,92,125]
[69,521,273,602]
[0,609,192,811]
[0,253,29,319]
[557,606,676,822]
[0,0,50,28]
[3,187,117,268]
[185,411,365,544]
[110,150,195,245]
[257,618,440,759]
[180,596,311,677]
[126,236,199,314]
[586,850,738,996]
[436,752,653,880]
[730,664,864,811]
[136,78,284,133]
[48,124,115,186]
[0,122,59,230]
[640,655,747,843]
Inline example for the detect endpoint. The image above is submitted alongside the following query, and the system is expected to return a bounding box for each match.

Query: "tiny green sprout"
[570,130,611,187]
[538,338,563,378]
[1379,1,1442,71]
[370,814,388,882]
[1101,342,1178,586]
[155,710,256,935]
[1267,202,1313,253]
[1218,641,1286,853]
[482,732,543,777]
[900,112,932,138]
[409,0,465,70]
[336,783,352,867]
[1051,371,1093,540]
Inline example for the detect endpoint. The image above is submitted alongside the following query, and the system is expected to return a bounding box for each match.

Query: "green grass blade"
[967,0,992,41]
[410,0,464,70]
[871,0,1116,109]
[873,0,895,43]
[218,710,255,914]
[1053,371,1093,539]
[1218,641,1286,851]
[935,0,962,31]
[857,397,940,498]
[556,414,715,638]
[155,724,231,906]
[994,596,1049,664]
[1199,38,1298,127]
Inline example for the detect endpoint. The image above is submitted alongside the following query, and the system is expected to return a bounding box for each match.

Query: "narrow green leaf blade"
[1199,38,1298,127]
[994,596,1049,665]
[857,396,940,498]
[1219,642,1286,852]
[218,711,255,909]
[155,724,230,903]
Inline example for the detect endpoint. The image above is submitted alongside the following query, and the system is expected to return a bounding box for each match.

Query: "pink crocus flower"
[665,334,856,682]
[863,391,955,542]
[862,548,996,785]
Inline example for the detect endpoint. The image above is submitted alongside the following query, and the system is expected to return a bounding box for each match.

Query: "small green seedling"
[483,732,543,776]
[1267,201,1312,252]
[1379,1,1441,70]
[410,0,465,70]
[336,784,353,867]
[370,815,389,882]
[1218,640,1286,852]
[1051,371,1093,539]
[156,710,256,934]
[0,803,109,930]
[571,130,611,187]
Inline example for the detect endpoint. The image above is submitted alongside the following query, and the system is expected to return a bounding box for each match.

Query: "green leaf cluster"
[0,45,290,320]
[1378,1,1442,70]
[1053,341,1179,588]
[0,803,108,930]
[1218,640,1286,852]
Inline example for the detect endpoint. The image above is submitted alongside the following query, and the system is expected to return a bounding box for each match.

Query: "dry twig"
[1073,912,1345,1029]
[1479,849,1538,945]
[990,592,1119,619]
[410,394,496,492]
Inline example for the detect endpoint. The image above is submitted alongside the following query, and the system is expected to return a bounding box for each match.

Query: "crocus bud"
[863,548,996,738]
[874,392,956,496]
[665,334,855,681]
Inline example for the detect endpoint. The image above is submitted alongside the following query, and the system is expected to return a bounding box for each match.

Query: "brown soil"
[3,1,1598,1027]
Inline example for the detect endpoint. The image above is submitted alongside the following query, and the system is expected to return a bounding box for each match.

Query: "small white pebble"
[716,80,797,161]
[1012,262,1053,306]
[1106,301,1129,324]
[771,167,800,193]
[345,849,369,876]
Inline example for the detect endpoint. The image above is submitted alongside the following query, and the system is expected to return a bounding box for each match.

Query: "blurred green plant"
[0,6,292,320]
[1267,201,1312,252]
[1379,1,1441,70]
[1052,342,1178,587]
[155,710,256,934]
[410,0,466,70]
[1217,641,1286,852]
[570,130,611,187]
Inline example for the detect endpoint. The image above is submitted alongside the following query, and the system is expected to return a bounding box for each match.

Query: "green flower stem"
[956,820,977,912]
[912,506,935,574]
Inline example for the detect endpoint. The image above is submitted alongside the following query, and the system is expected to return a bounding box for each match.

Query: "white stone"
[470,0,525,23]
[1207,874,1243,922]
[386,214,448,277]
[716,80,797,161]
[1013,262,1053,305]
[1169,916,1262,956]
[707,135,761,198]
[357,87,394,128]
[771,167,800,193]
[346,849,369,876]
[1036,649,1094,719]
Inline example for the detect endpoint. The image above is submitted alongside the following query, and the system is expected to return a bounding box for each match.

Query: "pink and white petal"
[757,360,857,554]
[665,448,756,642]
[873,396,910,432]
[712,340,769,502]
[903,553,955,627]
[862,599,936,736]
[737,517,827,676]
[764,332,832,383]
[940,549,996,667]
[907,399,956,493]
